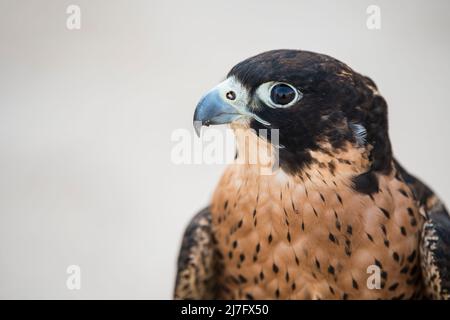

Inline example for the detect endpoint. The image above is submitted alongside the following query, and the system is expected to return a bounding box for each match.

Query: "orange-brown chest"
[210,164,424,300]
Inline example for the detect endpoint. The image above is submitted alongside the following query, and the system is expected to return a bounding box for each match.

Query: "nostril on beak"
[226,91,236,100]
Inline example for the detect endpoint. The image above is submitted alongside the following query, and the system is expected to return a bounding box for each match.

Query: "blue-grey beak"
[193,88,241,137]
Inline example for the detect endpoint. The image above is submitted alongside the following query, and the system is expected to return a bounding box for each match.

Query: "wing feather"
[396,160,450,299]
[174,207,221,299]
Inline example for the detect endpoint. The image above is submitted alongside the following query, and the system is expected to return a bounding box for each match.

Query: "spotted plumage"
[174,50,450,300]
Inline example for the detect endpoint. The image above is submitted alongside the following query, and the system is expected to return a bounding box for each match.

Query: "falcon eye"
[270,84,296,105]
[255,82,302,109]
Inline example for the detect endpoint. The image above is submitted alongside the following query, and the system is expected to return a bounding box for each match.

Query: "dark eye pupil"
[270,84,296,105]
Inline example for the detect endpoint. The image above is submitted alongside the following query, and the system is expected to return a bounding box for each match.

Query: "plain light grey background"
[0,0,449,299]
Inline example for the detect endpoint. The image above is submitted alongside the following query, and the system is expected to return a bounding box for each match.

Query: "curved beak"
[193,88,242,137]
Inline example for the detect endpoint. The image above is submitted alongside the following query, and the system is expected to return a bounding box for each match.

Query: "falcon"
[174,50,450,300]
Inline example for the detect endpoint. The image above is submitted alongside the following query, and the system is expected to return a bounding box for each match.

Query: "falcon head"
[193,50,392,192]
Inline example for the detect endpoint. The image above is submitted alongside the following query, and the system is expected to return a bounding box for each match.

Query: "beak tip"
[193,120,202,137]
